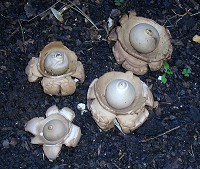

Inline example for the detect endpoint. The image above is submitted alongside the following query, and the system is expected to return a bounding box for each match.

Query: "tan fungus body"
[87,71,158,134]
[108,11,173,75]
[25,105,81,161]
[25,41,85,96]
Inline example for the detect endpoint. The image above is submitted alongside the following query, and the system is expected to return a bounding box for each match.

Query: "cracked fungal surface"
[25,41,85,96]
[87,71,158,134]
[25,105,81,161]
[108,11,173,75]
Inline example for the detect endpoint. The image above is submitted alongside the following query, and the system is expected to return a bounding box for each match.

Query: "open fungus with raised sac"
[108,11,173,75]
[25,41,85,96]
[25,105,81,161]
[87,71,158,134]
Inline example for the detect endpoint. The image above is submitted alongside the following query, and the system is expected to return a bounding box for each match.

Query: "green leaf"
[166,70,173,75]
[182,68,191,77]
[164,62,169,70]
[163,62,174,75]
[161,74,167,84]
[114,0,124,6]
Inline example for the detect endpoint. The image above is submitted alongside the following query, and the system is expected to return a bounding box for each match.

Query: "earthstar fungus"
[108,11,173,75]
[25,41,85,96]
[87,71,157,134]
[25,105,81,161]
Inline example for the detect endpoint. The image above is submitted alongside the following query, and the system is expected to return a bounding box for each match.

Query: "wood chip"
[192,35,200,43]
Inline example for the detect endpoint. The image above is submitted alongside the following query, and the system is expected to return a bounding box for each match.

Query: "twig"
[0,49,7,57]
[175,0,183,8]
[21,0,99,30]
[119,153,125,160]
[18,19,26,52]
[165,8,199,27]
[174,72,185,83]
[59,0,99,30]
[6,28,19,41]
[55,164,67,168]
[190,11,200,16]
[172,8,192,17]
[140,126,180,143]
[112,163,121,169]
[192,55,200,60]
[159,101,172,105]
[171,9,192,24]
[59,4,73,14]
[189,0,199,8]
[21,1,60,22]
[188,144,195,157]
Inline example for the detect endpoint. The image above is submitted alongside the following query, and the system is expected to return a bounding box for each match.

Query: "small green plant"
[161,62,173,84]
[182,68,191,77]
[114,0,124,6]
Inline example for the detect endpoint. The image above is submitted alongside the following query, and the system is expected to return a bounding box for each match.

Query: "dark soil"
[0,0,199,168]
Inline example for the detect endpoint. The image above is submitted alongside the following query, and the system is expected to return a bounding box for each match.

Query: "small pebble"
[2,140,10,148]
[77,103,87,115]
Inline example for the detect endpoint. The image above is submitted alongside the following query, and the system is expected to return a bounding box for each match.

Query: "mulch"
[0,0,199,168]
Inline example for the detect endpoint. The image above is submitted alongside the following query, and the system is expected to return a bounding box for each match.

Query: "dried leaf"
[10,138,18,147]
[113,119,125,134]
[50,7,64,23]
[24,3,36,18]
[24,39,35,46]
